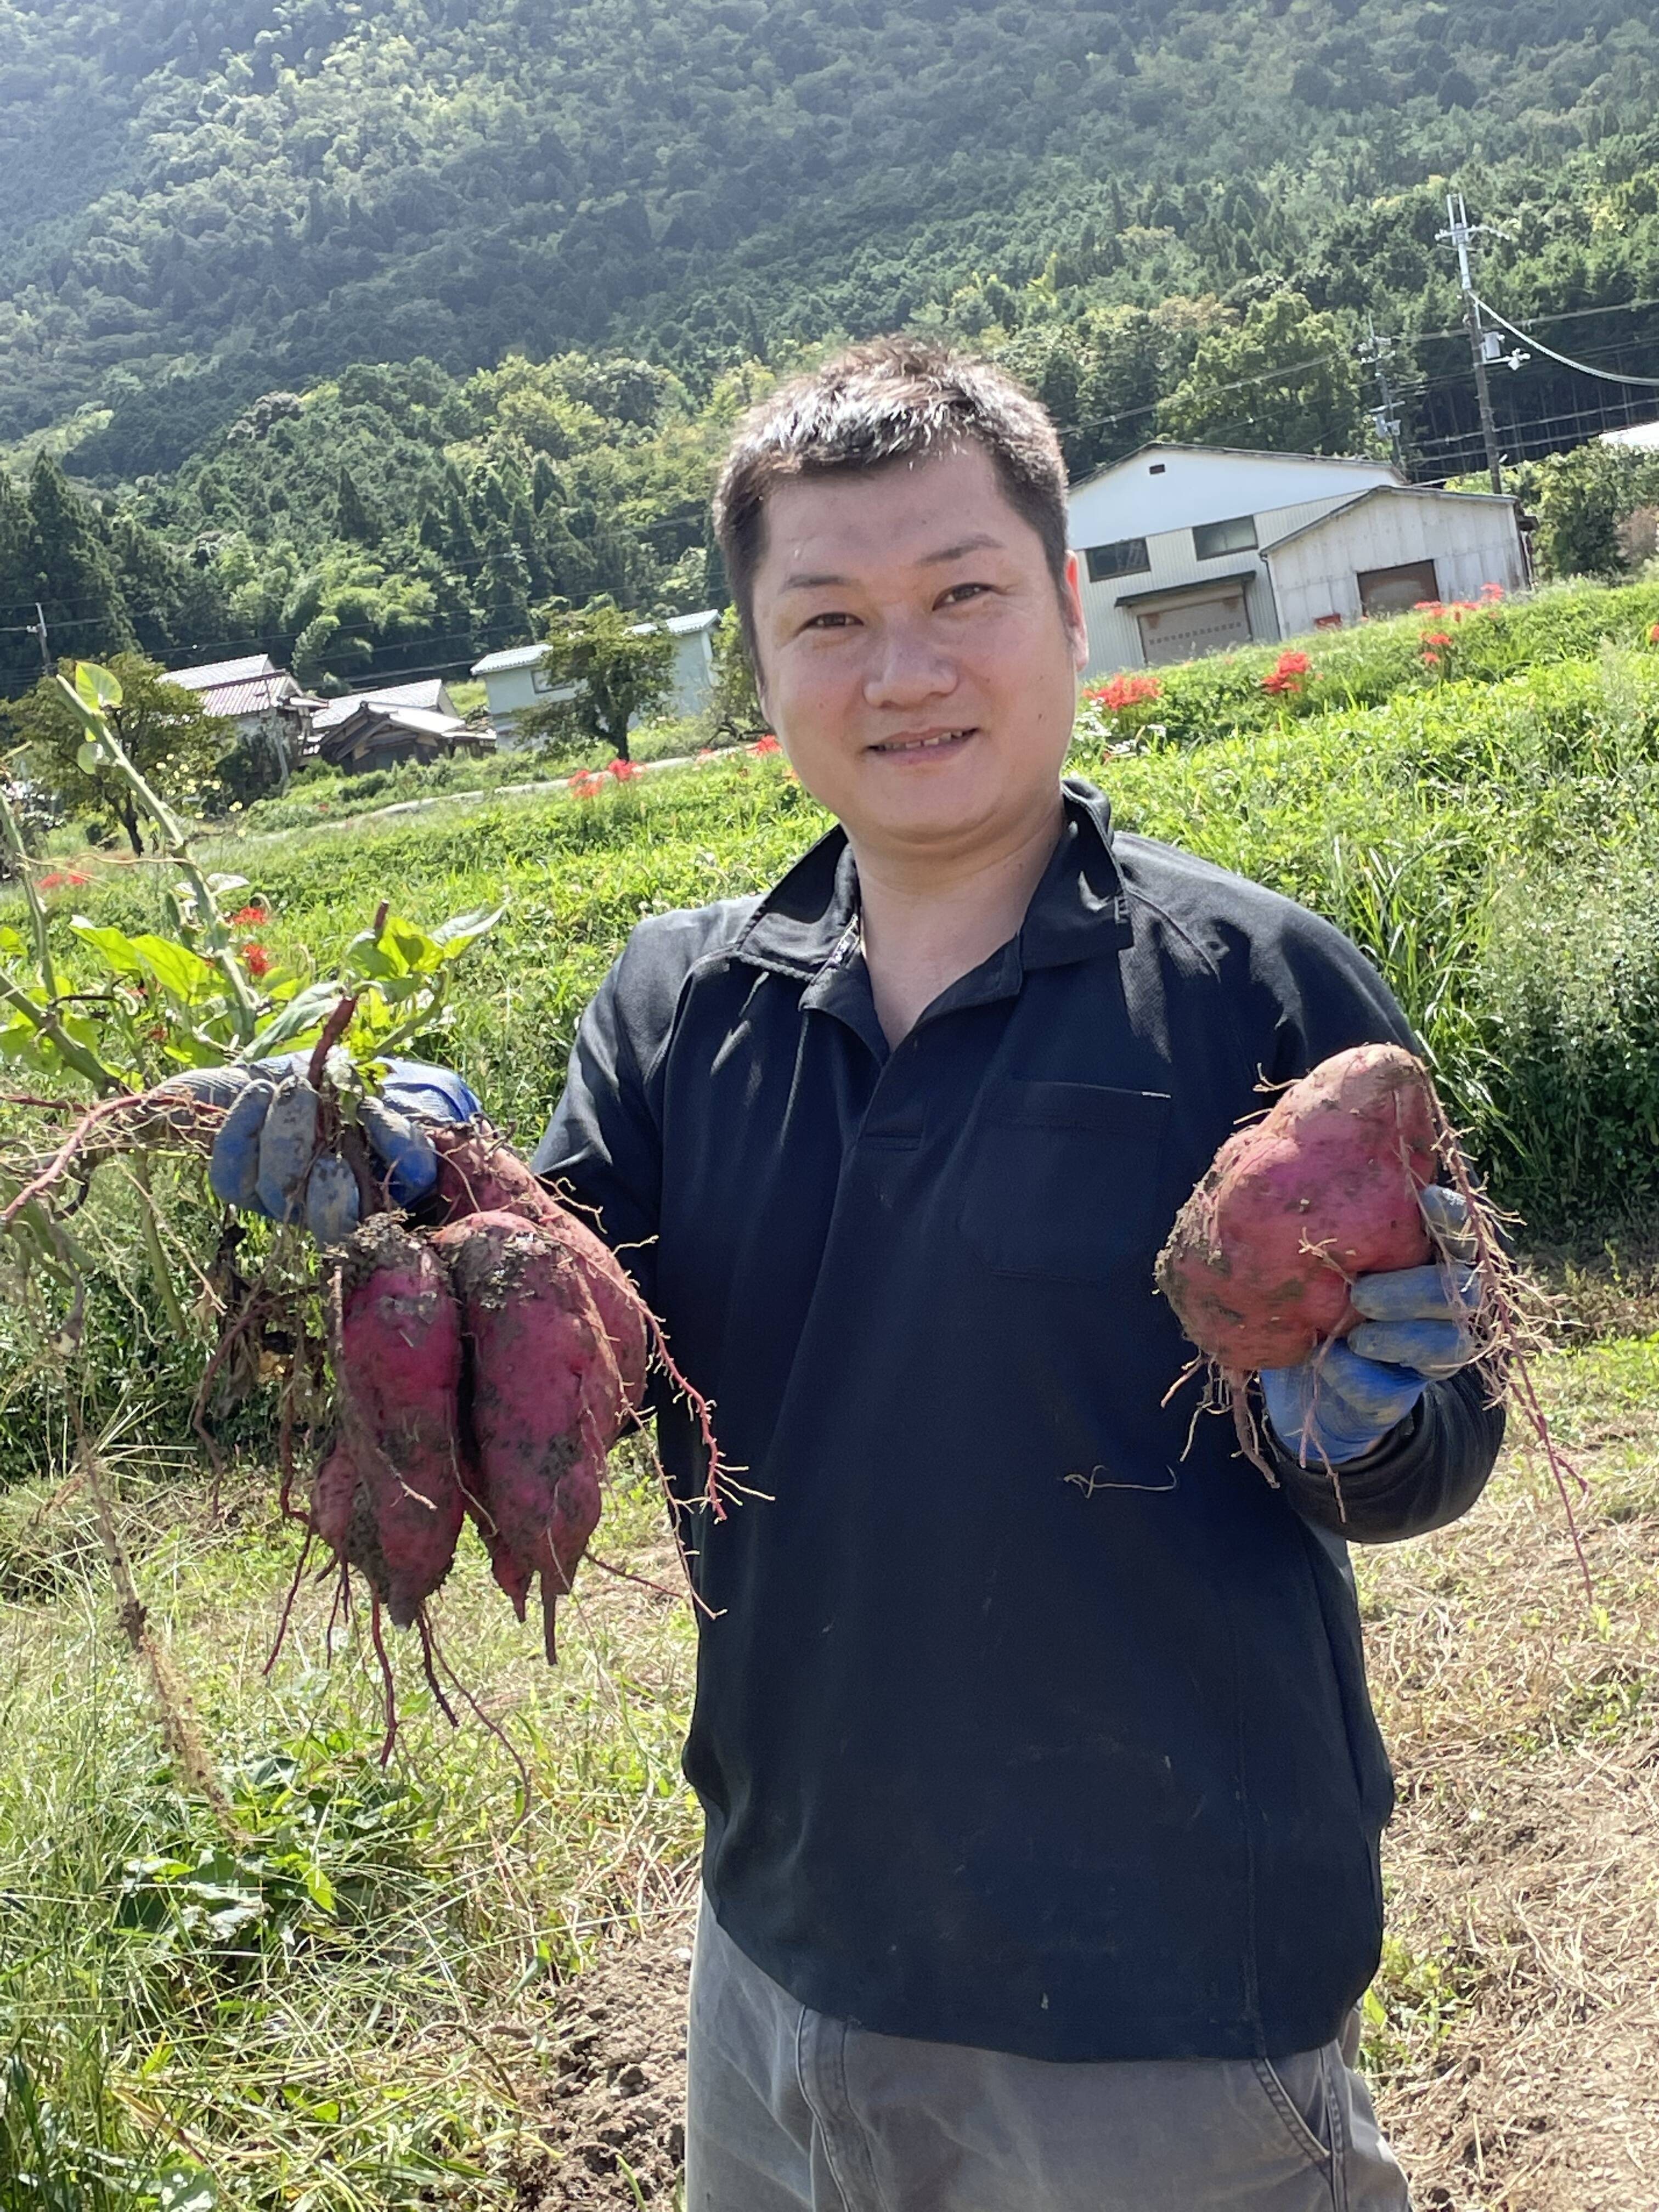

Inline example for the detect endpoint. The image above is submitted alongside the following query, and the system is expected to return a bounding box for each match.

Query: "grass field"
[4,590,1659,2205]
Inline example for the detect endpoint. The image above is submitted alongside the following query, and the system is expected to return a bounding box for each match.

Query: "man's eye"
[941,582,992,606]
[803,611,857,630]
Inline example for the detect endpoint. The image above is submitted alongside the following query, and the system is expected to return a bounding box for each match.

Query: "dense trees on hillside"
[10,0,1659,701]
[5,0,1659,474]
[0,455,233,696]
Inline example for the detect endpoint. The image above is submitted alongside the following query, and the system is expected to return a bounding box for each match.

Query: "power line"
[1474,295,1659,388]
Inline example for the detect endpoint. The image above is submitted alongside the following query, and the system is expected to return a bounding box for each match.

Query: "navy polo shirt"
[534,777,1500,2062]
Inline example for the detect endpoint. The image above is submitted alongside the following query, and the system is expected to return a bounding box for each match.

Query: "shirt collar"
[731,775,1133,983]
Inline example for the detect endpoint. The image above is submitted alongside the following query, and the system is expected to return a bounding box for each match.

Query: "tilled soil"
[506,1919,694,2208]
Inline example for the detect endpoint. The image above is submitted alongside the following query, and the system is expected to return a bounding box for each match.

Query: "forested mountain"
[4,0,1659,473]
[7,0,1659,716]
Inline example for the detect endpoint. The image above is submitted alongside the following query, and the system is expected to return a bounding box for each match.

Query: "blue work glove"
[163,1057,479,1242]
[1260,1187,1481,1468]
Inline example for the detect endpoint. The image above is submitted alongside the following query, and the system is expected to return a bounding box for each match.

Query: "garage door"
[1136,588,1252,666]
[1357,560,1439,617]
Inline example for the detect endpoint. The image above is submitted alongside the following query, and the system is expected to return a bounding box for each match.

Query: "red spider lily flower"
[607,757,640,781]
[229,903,267,928]
[1480,582,1504,600]
[1649,623,1659,646]
[751,733,783,757]
[1260,649,1312,697]
[1422,630,1453,647]
[569,770,603,799]
[37,870,91,890]
[1087,673,1163,713]
[1421,649,1441,667]
[1413,600,1445,615]
[244,943,274,979]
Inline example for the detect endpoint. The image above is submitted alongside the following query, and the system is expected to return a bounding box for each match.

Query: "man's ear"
[1062,550,1090,674]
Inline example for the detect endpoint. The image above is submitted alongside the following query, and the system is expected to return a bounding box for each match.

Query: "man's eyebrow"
[777,534,1007,592]
[919,532,1005,566]
[778,569,851,593]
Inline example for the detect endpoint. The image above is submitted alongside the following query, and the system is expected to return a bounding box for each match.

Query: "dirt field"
[497,1334,1659,2211]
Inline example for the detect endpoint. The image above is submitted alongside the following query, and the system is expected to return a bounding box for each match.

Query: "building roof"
[1069,444,1408,498]
[1256,481,1518,558]
[311,679,453,732]
[1601,419,1659,451]
[167,653,280,690]
[472,644,548,675]
[475,611,718,676]
[183,674,302,719]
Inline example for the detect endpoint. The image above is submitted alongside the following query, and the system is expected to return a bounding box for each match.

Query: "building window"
[529,662,555,693]
[1085,538,1151,581]
[1193,514,1257,560]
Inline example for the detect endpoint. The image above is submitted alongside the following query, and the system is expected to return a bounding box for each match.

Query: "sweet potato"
[327,1214,467,1626]
[433,1209,624,1661]
[430,1123,649,1413]
[1155,1043,1439,1371]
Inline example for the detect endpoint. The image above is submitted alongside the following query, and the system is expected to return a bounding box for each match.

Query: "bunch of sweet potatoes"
[311,1126,650,1661]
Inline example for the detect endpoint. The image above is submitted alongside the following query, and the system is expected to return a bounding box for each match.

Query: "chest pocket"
[959,1080,1172,1283]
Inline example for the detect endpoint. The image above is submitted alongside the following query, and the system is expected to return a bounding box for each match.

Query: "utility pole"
[1359,316,1407,475]
[25,602,50,673]
[1438,191,1504,495]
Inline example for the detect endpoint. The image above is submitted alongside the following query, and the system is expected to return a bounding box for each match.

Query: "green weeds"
[0,1451,699,2207]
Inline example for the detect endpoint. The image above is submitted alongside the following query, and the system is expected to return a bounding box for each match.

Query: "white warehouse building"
[472,608,720,742]
[1066,446,1527,678]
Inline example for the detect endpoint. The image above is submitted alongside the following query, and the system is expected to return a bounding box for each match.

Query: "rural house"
[1067,446,1527,675]
[307,678,463,757]
[472,608,720,742]
[315,698,491,774]
[167,653,315,761]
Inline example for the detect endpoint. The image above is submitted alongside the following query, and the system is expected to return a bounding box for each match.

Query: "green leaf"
[75,659,123,710]
[71,919,149,978]
[78,735,118,771]
[249,980,344,1058]
[152,2165,217,2212]
[161,1035,232,1069]
[131,934,218,1005]
[432,902,506,960]
[302,1861,337,1915]
[0,925,25,956]
[388,917,445,973]
[55,673,102,732]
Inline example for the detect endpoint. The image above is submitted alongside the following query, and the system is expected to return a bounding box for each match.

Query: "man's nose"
[861,617,958,709]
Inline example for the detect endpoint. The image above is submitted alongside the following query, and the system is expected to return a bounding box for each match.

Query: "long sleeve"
[1266,1362,1505,1542]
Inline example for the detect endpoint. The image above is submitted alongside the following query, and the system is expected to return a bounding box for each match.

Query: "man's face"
[747,445,1088,864]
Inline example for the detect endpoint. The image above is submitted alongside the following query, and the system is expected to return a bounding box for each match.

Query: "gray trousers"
[686,1901,1412,2212]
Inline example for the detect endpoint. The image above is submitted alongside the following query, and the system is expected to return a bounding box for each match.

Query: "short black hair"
[712,337,1071,661]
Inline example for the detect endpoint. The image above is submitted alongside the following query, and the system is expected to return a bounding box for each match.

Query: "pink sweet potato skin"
[432,1209,621,1661]
[330,1215,467,1626]
[431,1125,649,1413]
[1155,1043,1438,1370]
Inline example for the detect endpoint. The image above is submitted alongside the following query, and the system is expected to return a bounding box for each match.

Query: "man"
[532,341,1498,2209]
[210,341,1499,2209]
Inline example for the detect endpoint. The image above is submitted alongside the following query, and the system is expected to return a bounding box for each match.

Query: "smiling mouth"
[868,727,977,755]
